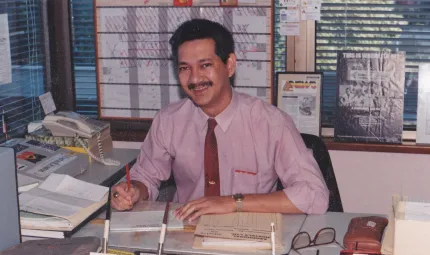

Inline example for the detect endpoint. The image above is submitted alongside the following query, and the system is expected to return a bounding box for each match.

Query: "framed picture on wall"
[276,72,323,136]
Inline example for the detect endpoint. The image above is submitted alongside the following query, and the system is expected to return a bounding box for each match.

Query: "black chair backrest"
[276,133,344,212]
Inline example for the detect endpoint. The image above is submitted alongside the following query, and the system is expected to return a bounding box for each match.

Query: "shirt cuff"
[283,183,329,214]
[130,171,159,201]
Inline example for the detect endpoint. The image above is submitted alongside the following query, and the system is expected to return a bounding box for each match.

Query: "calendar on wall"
[95,0,274,120]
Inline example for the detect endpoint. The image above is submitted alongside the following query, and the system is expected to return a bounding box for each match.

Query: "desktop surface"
[77,148,139,187]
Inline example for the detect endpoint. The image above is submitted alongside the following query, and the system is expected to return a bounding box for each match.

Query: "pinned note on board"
[174,0,192,6]
[39,92,56,115]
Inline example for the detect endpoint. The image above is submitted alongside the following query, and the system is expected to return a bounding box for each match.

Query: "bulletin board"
[95,0,274,120]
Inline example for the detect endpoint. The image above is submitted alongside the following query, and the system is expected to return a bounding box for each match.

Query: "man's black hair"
[169,18,235,65]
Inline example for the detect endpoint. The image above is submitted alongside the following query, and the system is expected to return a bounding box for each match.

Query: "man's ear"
[226,53,237,78]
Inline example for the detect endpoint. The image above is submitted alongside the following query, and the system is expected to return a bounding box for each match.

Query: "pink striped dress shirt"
[130,91,329,214]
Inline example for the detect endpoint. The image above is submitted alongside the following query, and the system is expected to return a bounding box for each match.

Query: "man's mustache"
[188,81,213,90]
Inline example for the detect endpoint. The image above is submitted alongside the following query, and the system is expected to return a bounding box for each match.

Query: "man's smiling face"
[177,38,236,115]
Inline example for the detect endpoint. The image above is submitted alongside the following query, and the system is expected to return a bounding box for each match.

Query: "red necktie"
[204,118,220,196]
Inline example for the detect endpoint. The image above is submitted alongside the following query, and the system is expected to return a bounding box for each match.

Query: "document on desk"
[110,210,184,232]
[194,212,283,250]
[19,173,109,218]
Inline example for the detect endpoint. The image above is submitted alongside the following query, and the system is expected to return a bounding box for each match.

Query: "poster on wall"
[276,72,322,136]
[334,51,406,144]
[416,63,430,145]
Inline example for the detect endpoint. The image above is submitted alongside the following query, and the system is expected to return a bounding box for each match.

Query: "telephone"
[42,111,120,166]
[42,111,108,138]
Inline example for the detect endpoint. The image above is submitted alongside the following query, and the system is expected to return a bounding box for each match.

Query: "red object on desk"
[126,164,131,191]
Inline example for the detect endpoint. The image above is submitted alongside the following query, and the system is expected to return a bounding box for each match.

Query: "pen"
[271,222,275,255]
[102,187,112,253]
[157,200,170,255]
[126,163,130,191]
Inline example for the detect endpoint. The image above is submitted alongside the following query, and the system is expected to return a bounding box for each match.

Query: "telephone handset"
[42,111,120,166]
[42,111,108,138]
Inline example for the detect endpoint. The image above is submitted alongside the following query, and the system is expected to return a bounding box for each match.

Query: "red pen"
[126,163,130,191]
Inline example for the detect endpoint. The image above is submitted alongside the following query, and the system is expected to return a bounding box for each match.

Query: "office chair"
[276,133,344,212]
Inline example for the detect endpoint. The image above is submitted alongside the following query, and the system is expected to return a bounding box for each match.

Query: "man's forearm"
[130,180,149,201]
[241,191,303,214]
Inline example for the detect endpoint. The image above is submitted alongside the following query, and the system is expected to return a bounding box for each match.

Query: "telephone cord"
[74,134,120,166]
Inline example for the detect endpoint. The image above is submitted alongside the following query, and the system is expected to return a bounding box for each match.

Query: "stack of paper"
[193,212,283,251]
[390,195,430,255]
[19,173,109,238]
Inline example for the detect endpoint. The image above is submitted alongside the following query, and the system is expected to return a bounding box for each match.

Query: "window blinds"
[71,0,98,117]
[0,0,45,142]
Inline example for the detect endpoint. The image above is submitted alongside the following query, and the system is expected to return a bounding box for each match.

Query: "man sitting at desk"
[111,19,329,220]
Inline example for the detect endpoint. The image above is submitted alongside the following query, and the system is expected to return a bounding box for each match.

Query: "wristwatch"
[232,193,244,212]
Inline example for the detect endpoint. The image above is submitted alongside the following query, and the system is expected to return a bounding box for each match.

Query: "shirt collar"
[196,90,240,133]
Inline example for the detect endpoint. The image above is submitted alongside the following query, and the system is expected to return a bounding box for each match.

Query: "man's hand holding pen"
[111,182,140,211]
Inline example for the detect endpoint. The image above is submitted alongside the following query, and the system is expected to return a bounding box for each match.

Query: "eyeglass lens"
[315,228,335,245]
[293,233,311,249]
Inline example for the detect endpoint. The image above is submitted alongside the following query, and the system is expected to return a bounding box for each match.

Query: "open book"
[18,173,109,238]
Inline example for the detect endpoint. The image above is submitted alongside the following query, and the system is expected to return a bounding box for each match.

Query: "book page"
[19,174,108,218]
[39,174,108,202]
[194,212,282,243]
[20,196,83,217]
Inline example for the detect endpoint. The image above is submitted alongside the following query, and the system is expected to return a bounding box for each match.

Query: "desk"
[20,148,139,241]
[74,201,380,255]
[77,148,139,187]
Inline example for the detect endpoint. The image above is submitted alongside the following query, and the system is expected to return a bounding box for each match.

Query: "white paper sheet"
[55,178,106,202]
[279,23,300,36]
[38,92,57,115]
[405,201,430,221]
[0,14,11,85]
[110,211,184,232]
[20,196,82,217]
[19,174,108,217]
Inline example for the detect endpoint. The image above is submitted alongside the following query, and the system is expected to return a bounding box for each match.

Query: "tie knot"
[207,118,217,132]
